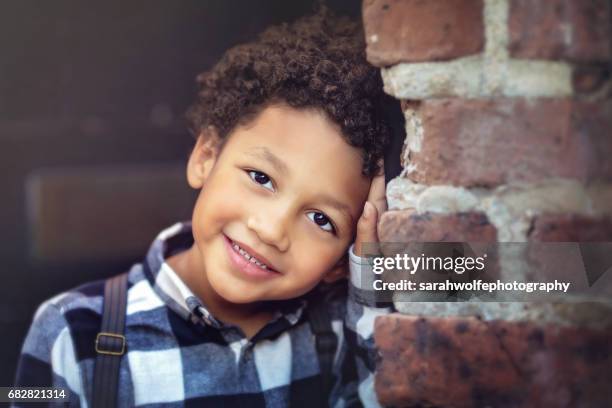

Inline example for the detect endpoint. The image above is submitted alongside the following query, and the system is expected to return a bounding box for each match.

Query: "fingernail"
[363,201,373,220]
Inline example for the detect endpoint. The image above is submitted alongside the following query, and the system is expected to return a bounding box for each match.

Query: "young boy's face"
[186,104,371,304]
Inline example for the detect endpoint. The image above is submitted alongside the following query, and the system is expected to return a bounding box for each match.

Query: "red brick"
[573,65,611,94]
[530,214,612,242]
[509,0,611,62]
[378,211,500,288]
[374,314,612,407]
[572,99,612,181]
[525,215,612,290]
[379,210,497,243]
[403,98,612,187]
[363,0,484,66]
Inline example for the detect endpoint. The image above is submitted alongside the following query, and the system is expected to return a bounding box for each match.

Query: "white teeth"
[232,241,269,270]
[239,248,250,259]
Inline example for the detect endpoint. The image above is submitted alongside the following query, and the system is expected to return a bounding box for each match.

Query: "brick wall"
[363,1,612,407]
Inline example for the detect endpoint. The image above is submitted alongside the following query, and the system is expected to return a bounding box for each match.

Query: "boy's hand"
[323,169,386,283]
[354,170,387,257]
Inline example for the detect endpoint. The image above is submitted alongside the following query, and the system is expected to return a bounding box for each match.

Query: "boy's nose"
[247,212,290,252]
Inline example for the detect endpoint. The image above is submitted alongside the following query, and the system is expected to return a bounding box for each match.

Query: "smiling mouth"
[227,237,278,273]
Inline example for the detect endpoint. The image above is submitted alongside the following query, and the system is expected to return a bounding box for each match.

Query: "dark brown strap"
[306,291,338,407]
[92,273,128,408]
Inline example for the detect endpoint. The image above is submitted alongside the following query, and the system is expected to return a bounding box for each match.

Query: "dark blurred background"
[0,0,405,386]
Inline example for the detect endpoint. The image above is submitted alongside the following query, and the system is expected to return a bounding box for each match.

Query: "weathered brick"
[572,99,612,180]
[402,98,612,187]
[378,211,500,294]
[379,210,497,242]
[573,65,611,94]
[374,314,612,407]
[525,215,612,290]
[363,0,484,66]
[509,0,611,62]
[530,214,612,242]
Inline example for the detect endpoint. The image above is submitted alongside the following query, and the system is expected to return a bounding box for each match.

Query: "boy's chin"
[210,280,272,304]
[210,280,310,305]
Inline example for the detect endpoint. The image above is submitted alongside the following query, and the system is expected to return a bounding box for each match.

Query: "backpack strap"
[306,290,338,406]
[92,273,129,408]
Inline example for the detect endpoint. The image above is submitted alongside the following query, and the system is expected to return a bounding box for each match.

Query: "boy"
[14,9,391,407]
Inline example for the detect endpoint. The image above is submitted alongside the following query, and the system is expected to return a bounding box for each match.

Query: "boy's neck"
[166,245,274,339]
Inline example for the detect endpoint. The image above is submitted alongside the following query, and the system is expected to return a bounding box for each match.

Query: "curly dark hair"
[186,8,389,176]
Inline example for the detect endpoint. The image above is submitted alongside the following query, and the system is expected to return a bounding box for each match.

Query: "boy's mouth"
[224,235,280,274]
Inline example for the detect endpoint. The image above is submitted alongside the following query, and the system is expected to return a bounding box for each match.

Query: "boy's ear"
[187,128,222,189]
[322,255,348,283]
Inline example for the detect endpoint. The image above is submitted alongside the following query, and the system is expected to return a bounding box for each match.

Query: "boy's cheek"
[192,190,234,237]
[295,241,344,274]
[197,176,242,215]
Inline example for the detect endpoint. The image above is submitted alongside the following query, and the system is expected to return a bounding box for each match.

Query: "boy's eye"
[306,211,335,234]
[247,170,274,191]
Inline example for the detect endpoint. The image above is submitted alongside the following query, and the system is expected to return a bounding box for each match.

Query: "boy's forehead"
[228,105,361,170]
[224,104,371,206]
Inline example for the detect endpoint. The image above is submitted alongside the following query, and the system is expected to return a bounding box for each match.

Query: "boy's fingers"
[354,201,378,257]
[354,162,386,257]
[368,170,387,216]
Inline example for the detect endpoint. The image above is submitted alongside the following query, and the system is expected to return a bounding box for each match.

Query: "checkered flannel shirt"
[14,222,391,407]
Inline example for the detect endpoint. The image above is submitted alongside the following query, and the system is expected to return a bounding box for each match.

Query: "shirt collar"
[142,222,307,332]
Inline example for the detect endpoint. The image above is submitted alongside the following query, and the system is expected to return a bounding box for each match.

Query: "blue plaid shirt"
[14,222,391,407]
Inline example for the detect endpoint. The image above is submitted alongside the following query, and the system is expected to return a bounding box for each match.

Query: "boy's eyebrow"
[317,196,354,224]
[246,147,289,174]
